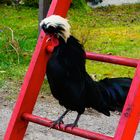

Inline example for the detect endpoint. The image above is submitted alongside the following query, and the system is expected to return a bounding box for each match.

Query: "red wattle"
[46,36,59,53]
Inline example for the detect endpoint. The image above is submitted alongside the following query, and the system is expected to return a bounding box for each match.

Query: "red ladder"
[4,0,140,139]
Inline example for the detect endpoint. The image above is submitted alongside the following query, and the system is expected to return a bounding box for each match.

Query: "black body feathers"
[46,35,132,116]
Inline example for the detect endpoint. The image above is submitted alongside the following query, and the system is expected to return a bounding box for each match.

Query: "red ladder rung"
[22,113,113,140]
[86,52,139,67]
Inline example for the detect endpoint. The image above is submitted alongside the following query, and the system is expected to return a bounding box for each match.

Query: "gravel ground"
[87,0,140,7]
[0,95,140,140]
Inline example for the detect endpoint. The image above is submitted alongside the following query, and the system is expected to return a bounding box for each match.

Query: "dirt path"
[1,95,140,140]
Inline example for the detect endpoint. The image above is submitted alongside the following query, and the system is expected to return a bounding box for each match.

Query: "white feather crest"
[40,15,71,41]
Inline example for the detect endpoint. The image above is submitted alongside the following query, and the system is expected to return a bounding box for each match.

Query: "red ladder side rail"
[22,113,113,140]
[114,62,140,140]
[47,0,72,17]
[4,0,71,140]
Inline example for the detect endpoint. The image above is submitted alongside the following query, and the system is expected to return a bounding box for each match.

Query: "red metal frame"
[4,0,140,140]
[4,0,71,139]
[114,62,140,140]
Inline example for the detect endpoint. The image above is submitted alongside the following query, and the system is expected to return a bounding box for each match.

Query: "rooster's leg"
[50,109,70,128]
[65,113,81,129]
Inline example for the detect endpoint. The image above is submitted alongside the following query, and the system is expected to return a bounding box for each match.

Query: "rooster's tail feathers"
[99,78,132,112]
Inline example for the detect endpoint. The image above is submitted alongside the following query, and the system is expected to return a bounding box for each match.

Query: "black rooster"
[40,15,132,128]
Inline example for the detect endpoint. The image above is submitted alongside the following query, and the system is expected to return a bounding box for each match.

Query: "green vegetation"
[0,5,38,87]
[0,1,140,96]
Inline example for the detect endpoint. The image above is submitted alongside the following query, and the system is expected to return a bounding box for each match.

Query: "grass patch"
[0,2,140,97]
[0,5,38,87]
